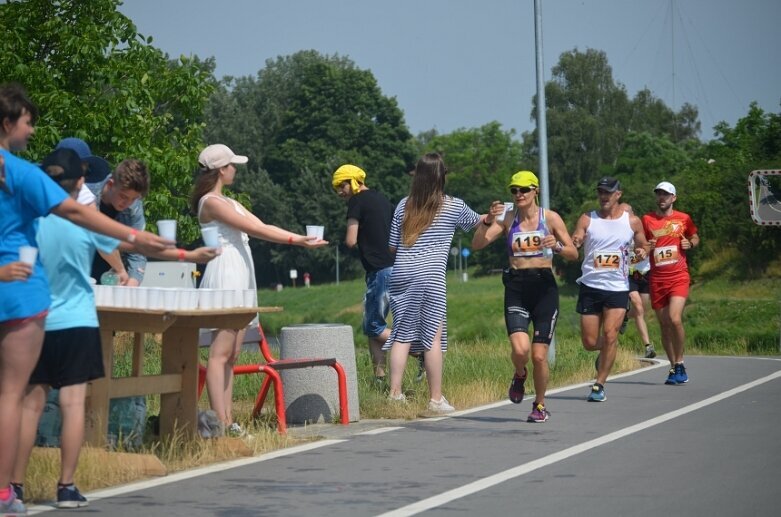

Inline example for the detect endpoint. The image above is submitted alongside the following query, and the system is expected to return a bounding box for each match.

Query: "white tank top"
[577,210,634,291]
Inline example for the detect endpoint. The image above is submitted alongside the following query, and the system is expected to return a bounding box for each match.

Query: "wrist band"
[288,236,294,245]
[177,248,186,261]
[127,229,138,243]
[483,218,492,227]
[553,241,563,254]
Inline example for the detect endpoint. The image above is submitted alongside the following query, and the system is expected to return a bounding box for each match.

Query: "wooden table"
[86,306,283,446]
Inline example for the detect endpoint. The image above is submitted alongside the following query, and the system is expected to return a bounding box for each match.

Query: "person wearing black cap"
[55,137,112,206]
[10,148,218,509]
[641,181,699,385]
[571,177,649,402]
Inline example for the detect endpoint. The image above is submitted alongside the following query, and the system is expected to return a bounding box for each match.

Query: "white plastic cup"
[306,225,325,240]
[497,202,514,222]
[212,289,225,309]
[134,287,149,309]
[162,288,178,310]
[114,286,131,308]
[18,245,38,265]
[243,289,256,308]
[198,289,215,310]
[147,288,163,310]
[201,226,220,248]
[156,220,177,241]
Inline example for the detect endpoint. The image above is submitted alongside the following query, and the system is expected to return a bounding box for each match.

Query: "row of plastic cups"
[93,286,256,311]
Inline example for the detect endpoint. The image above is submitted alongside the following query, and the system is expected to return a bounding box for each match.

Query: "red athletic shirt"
[641,210,698,277]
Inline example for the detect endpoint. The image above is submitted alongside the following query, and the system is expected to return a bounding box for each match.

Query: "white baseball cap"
[198,144,248,169]
[654,181,676,195]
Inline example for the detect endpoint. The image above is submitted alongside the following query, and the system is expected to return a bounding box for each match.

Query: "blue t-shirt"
[0,150,68,322]
[37,213,119,330]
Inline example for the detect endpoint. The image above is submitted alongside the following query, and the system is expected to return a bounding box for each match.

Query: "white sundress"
[198,194,257,292]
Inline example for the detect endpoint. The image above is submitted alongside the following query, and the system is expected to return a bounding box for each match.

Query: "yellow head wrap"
[508,170,539,189]
[332,164,366,194]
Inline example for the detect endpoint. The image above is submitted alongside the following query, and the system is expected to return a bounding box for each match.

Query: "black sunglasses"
[510,186,536,195]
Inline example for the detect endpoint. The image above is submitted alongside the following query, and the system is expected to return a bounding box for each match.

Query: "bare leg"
[369,327,390,378]
[628,291,651,346]
[206,328,242,425]
[666,296,688,363]
[58,384,87,484]
[508,331,530,377]
[388,341,411,398]
[655,306,675,365]
[11,384,47,486]
[530,343,549,405]
[423,323,445,401]
[0,320,44,489]
[595,308,626,385]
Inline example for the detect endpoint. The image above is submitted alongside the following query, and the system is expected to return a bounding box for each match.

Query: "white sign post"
[289,268,298,288]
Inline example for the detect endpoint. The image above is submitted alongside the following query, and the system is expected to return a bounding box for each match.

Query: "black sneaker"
[57,484,89,508]
[11,483,23,502]
[644,344,657,359]
[508,367,527,404]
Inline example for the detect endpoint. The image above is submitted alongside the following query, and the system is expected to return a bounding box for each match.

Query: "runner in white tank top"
[571,177,649,403]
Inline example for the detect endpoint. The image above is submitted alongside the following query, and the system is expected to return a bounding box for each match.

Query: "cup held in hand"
[306,225,325,240]
[18,245,38,265]
[201,226,220,248]
[497,202,514,222]
[156,219,177,241]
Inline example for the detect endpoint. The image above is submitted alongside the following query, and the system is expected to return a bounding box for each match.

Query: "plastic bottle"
[100,270,120,286]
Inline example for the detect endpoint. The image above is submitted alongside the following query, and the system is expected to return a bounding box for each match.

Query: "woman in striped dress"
[384,153,482,413]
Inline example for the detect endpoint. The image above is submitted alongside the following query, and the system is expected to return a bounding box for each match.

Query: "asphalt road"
[28,355,781,516]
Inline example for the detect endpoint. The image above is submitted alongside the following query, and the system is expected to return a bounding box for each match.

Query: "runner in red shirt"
[642,181,700,385]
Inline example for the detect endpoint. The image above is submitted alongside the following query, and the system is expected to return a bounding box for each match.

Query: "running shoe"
[388,392,407,402]
[11,483,22,503]
[508,367,528,404]
[428,396,455,413]
[587,383,606,402]
[644,344,657,359]
[57,484,89,509]
[674,363,689,384]
[0,490,25,515]
[665,367,678,385]
[527,402,551,423]
[227,422,246,437]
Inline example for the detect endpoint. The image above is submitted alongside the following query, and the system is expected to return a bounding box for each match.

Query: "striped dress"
[383,196,480,353]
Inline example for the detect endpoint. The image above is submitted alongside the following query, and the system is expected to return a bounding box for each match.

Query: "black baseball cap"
[40,148,84,182]
[596,177,621,192]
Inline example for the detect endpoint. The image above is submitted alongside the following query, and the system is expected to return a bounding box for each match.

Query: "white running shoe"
[428,396,455,413]
[388,392,407,402]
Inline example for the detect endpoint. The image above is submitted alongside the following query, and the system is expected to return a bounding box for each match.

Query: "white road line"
[377,368,781,517]
[27,439,347,515]
[357,427,407,436]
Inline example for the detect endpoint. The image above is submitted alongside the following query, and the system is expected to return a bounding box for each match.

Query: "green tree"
[417,122,527,273]
[204,51,417,285]
[523,49,701,216]
[0,0,215,242]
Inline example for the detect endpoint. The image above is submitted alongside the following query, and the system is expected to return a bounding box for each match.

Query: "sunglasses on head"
[510,186,536,195]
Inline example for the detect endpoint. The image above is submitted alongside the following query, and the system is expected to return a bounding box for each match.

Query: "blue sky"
[120,0,780,141]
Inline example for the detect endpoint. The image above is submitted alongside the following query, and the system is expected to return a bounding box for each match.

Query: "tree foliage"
[204,51,417,285]
[0,0,215,241]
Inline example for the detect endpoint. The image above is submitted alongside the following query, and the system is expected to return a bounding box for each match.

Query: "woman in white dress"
[191,144,327,433]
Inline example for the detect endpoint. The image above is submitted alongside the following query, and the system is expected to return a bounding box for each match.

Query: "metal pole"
[534,0,555,364]
[336,243,340,285]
